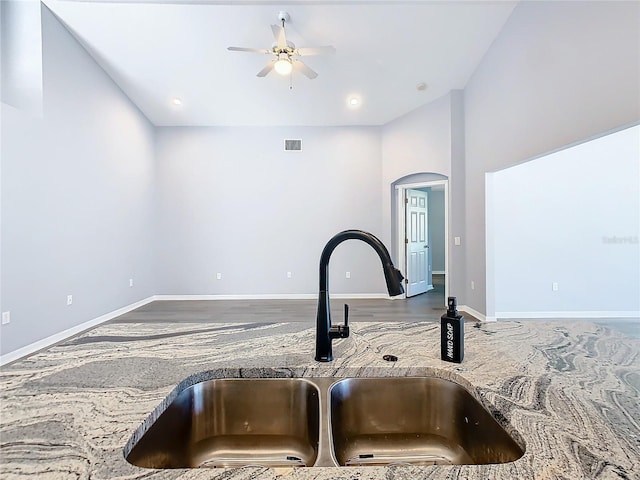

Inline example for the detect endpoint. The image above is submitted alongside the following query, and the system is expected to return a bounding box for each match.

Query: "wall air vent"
[284,139,302,152]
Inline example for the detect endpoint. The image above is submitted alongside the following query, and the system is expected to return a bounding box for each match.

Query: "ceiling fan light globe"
[274,58,293,76]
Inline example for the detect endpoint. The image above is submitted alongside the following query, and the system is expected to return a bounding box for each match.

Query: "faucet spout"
[315,230,404,362]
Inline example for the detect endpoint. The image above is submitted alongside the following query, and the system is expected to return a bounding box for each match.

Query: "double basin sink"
[126,376,524,469]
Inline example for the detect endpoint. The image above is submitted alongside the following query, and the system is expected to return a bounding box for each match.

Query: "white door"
[405,189,429,297]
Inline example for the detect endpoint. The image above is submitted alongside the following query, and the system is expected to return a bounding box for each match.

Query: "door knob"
[424,244,429,248]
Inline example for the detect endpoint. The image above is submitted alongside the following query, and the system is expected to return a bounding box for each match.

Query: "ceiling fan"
[227,11,335,79]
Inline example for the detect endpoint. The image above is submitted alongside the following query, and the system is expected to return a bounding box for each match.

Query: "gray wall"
[381,91,466,299]
[0,5,156,354]
[0,0,43,116]
[381,94,452,255]
[490,124,639,315]
[464,0,640,316]
[449,90,466,303]
[428,188,445,273]
[154,126,387,295]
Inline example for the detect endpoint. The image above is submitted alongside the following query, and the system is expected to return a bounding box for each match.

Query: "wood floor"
[110,275,460,324]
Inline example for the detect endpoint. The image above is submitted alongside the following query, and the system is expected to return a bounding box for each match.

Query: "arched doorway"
[391,173,449,306]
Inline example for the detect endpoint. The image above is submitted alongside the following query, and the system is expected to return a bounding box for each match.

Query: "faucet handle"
[338,303,350,338]
[344,303,349,327]
[329,304,350,339]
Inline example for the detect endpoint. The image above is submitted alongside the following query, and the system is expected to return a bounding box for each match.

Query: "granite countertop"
[1,318,639,479]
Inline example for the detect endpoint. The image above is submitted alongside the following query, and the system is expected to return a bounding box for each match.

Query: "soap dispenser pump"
[441,296,464,363]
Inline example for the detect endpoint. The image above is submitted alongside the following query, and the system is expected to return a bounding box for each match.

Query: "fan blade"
[228,46,270,54]
[293,59,318,79]
[295,46,336,56]
[271,24,287,48]
[256,61,275,77]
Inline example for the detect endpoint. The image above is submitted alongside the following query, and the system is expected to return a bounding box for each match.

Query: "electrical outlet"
[129,278,134,287]
[346,272,351,279]
[67,295,73,305]
[287,272,292,278]
[552,282,559,291]
[216,273,222,280]
[1,311,10,325]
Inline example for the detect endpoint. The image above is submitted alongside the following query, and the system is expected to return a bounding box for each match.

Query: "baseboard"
[0,296,155,366]
[332,293,391,299]
[153,293,392,301]
[495,311,640,320]
[154,294,316,301]
[458,305,492,322]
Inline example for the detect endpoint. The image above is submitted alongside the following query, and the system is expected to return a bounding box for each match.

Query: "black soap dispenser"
[441,296,464,363]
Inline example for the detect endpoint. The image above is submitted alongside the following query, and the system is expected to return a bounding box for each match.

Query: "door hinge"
[405,278,409,284]
[405,198,408,204]
[405,238,408,244]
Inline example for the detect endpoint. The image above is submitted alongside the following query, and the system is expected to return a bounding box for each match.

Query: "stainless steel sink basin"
[329,377,524,466]
[125,376,524,469]
[126,378,320,468]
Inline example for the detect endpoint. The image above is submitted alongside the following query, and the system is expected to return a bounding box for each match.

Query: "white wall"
[464,0,640,316]
[490,124,639,317]
[0,5,156,355]
[154,126,387,296]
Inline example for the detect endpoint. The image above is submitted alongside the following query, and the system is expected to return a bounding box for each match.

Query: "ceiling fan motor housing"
[271,41,296,52]
[278,11,290,23]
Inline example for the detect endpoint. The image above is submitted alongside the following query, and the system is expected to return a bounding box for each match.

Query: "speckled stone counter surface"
[1,319,639,479]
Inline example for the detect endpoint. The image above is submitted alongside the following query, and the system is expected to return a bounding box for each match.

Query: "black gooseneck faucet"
[315,230,405,362]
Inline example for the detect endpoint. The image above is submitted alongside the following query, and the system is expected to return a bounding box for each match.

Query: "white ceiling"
[43,0,517,127]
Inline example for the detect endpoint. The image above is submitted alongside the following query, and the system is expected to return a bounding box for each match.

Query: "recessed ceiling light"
[171,97,183,106]
[347,95,361,108]
[416,82,428,91]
